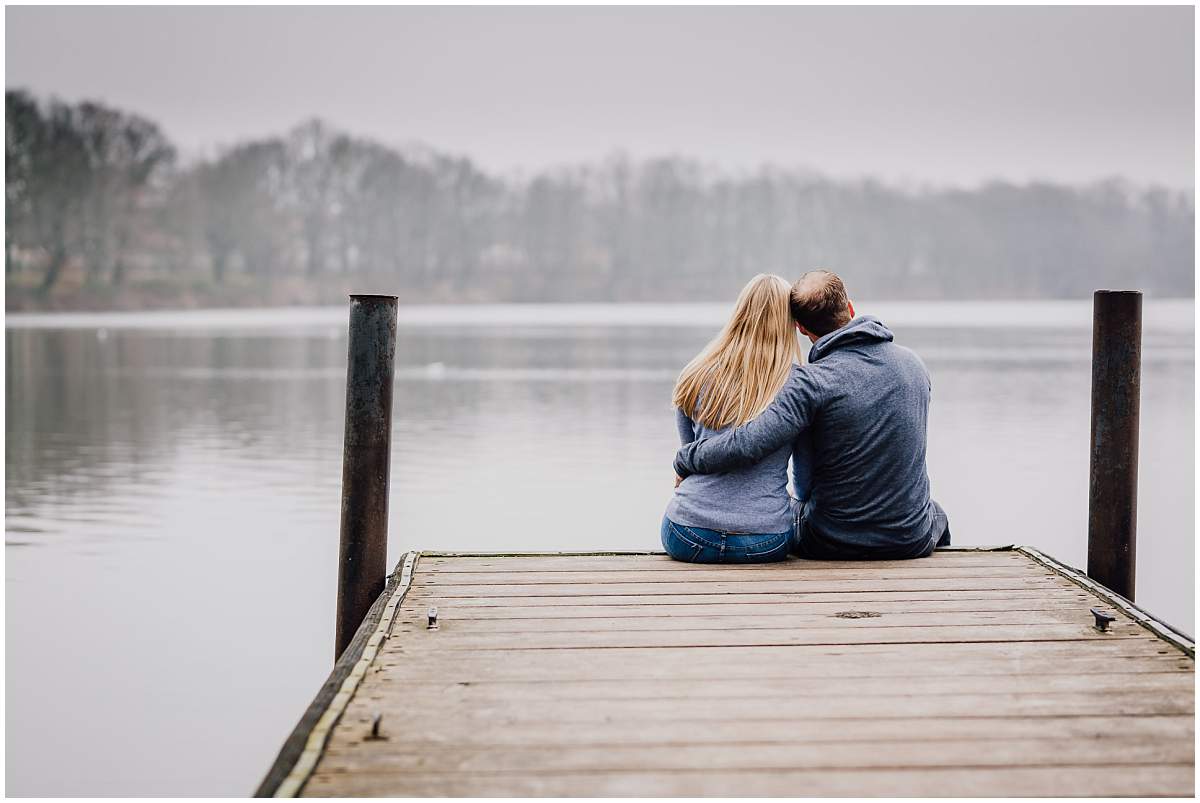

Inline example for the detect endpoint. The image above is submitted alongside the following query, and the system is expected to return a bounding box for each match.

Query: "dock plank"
[323,714,1195,747]
[409,577,1074,596]
[394,600,1102,623]
[355,689,1193,719]
[393,608,1142,630]
[416,566,1045,582]
[319,737,1194,772]
[300,765,1194,797]
[384,622,1144,648]
[362,673,1194,699]
[417,552,1026,572]
[377,648,1189,682]
[273,550,1194,797]
[403,588,1095,607]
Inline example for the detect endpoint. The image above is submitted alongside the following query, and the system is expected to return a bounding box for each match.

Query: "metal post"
[336,294,398,659]
[1086,290,1141,600]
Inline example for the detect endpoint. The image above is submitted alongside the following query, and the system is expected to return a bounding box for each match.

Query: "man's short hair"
[790,270,852,336]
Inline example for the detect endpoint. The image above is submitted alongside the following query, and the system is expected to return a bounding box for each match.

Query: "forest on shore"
[6,89,1194,311]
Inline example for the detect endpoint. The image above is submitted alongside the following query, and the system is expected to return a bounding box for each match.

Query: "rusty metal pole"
[335,294,398,659]
[1086,290,1141,601]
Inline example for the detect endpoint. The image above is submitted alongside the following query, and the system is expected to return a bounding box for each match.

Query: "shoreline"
[7,297,1194,333]
[8,276,1195,318]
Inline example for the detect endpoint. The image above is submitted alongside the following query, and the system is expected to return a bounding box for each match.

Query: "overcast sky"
[6,6,1194,188]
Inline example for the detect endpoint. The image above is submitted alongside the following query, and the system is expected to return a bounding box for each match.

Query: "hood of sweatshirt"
[807,315,895,363]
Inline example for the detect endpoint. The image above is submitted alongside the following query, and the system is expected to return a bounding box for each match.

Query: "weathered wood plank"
[319,736,1194,772]
[398,598,1097,620]
[354,689,1193,719]
[362,673,1194,700]
[417,566,1045,583]
[324,712,1195,747]
[377,656,1190,686]
[301,764,1195,797]
[393,609,1131,632]
[418,553,1027,572]
[404,587,1093,607]
[379,663,1193,689]
[378,639,1189,672]
[387,621,1144,648]
[409,576,1074,597]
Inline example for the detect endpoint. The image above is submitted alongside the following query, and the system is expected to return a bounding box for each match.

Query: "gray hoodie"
[666,403,811,535]
[673,315,943,557]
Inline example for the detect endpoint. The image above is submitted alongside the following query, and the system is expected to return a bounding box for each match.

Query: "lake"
[5,299,1195,795]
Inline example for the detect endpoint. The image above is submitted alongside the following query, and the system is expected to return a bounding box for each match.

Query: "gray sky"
[6,6,1194,188]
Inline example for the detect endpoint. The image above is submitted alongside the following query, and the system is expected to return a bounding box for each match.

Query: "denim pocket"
[663,520,706,562]
[744,535,789,558]
[737,533,790,562]
[677,524,724,550]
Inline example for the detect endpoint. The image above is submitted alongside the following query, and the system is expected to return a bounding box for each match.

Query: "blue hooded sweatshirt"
[673,315,943,557]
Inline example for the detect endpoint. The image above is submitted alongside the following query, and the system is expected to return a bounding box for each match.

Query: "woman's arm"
[675,406,696,446]
[674,407,695,487]
[674,365,821,479]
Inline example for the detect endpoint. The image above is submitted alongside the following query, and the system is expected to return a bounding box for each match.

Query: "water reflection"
[5,301,1194,795]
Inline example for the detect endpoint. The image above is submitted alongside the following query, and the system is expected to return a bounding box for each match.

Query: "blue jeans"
[661,516,791,564]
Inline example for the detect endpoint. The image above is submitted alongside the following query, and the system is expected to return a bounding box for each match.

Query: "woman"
[662,274,812,563]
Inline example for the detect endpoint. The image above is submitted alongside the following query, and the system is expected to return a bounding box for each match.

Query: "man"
[673,270,950,560]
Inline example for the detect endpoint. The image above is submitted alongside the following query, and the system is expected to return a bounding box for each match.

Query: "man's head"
[789,269,855,342]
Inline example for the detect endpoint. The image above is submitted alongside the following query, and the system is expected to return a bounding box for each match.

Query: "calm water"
[5,300,1195,795]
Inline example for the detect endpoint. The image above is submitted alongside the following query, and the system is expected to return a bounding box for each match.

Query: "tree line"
[6,89,1194,303]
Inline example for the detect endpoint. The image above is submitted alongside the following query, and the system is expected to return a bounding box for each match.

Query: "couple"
[663,269,950,563]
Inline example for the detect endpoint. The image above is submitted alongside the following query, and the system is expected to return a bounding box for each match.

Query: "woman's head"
[673,273,802,430]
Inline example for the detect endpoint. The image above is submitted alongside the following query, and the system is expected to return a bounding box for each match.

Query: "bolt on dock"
[258,546,1194,797]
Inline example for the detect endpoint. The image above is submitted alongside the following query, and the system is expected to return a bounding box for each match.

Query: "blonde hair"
[673,274,803,430]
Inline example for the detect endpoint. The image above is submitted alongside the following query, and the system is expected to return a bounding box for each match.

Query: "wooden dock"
[258,547,1194,797]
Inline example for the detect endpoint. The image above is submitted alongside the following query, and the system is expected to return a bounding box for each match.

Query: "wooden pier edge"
[253,545,1194,798]
[255,551,419,798]
[1014,545,1194,657]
